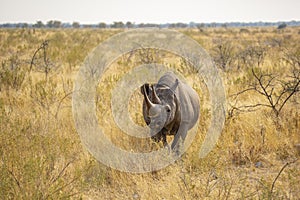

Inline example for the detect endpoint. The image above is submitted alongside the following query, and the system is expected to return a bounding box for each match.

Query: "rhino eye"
[165,105,171,113]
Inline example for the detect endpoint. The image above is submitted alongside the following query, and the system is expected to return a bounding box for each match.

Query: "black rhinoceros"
[141,72,200,152]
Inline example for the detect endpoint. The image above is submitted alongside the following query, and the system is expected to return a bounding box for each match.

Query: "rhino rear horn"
[151,85,162,104]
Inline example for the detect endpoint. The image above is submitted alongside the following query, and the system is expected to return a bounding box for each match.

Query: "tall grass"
[0,27,299,199]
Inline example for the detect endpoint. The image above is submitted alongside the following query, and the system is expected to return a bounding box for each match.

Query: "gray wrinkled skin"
[141,72,200,152]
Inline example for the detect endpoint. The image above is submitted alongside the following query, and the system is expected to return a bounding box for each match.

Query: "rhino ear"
[140,83,150,95]
[170,79,179,93]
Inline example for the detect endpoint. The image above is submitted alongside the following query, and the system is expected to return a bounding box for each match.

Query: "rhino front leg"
[162,134,171,153]
[171,123,189,155]
[171,132,180,150]
[162,134,168,147]
[160,129,171,153]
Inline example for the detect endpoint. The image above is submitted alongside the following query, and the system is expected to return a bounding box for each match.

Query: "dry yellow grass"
[0,27,299,199]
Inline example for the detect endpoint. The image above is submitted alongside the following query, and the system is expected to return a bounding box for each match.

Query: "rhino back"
[158,72,200,129]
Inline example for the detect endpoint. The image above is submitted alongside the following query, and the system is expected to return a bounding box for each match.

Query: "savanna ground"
[0,27,300,199]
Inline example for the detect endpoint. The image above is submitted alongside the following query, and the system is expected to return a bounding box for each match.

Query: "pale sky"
[0,0,299,24]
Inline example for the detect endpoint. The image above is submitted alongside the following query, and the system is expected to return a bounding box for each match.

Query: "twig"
[7,168,22,191]
[54,91,73,119]
[49,158,75,185]
[29,40,49,72]
[270,159,299,198]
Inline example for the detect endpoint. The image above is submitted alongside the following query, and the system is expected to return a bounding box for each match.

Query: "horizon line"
[1,19,300,25]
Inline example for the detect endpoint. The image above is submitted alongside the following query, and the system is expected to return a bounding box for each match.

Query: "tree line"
[1,20,299,29]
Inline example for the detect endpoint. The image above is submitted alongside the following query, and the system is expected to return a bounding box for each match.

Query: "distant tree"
[53,20,61,28]
[137,23,144,28]
[98,22,106,28]
[16,23,28,28]
[47,20,53,28]
[62,23,71,28]
[221,23,228,28]
[196,23,205,32]
[277,23,287,29]
[169,23,176,28]
[47,20,54,28]
[126,21,134,28]
[111,21,124,28]
[34,21,44,28]
[169,23,188,28]
[72,22,80,28]
[47,20,61,28]
[211,22,217,28]
[82,24,92,28]
[23,23,29,28]
[137,23,159,28]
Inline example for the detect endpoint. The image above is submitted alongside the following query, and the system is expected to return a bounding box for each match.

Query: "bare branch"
[278,78,300,114]
[229,87,256,99]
